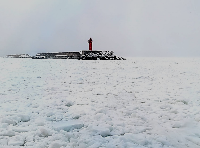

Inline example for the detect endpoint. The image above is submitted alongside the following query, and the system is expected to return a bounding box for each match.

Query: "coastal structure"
[32,38,125,60]
[32,52,81,59]
[6,54,31,58]
[31,50,125,60]
[6,38,125,60]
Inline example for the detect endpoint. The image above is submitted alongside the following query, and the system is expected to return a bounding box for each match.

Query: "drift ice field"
[0,57,200,148]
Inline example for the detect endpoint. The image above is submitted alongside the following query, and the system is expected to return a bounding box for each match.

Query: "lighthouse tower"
[88,38,93,51]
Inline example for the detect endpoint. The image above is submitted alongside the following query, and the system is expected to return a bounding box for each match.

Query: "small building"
[6,54,31,58]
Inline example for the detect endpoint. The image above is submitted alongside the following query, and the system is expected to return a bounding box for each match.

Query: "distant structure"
[81,38,125,60]
[32,50,125,60]
[32,38,125,60]
[32,52,81,59]
[6,54,31,58]
[7,38,125,60]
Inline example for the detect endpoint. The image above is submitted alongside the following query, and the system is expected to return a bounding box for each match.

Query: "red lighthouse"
[88,38,93,51]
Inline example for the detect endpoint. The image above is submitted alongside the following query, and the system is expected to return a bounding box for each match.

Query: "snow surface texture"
[0,58,200,148]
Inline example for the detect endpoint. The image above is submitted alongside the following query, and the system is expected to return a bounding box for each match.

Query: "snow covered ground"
[0,57,200,148]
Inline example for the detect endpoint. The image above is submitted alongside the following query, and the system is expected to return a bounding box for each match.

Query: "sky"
[0,0,200,57]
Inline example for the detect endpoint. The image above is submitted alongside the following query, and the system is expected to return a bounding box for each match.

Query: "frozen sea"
[0,57,200,148]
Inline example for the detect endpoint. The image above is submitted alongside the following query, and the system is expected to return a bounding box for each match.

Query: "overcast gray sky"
[0,0,200,57]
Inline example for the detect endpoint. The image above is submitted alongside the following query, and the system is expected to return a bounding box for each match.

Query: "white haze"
[0,0,200,57]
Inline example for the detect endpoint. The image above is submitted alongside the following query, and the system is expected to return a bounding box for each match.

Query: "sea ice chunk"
[49,142,61,148]
[37,127,52,137]
[8,136,25,146]
[91,125,112,137]
[18,114,30,122]
[1,130,15,137]
[172,122,184,128]
[54,120,84,132]
[12,127,29,133]
[1,118,17,125]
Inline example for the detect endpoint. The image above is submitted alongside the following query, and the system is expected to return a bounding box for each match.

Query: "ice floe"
[0,58,200,147]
